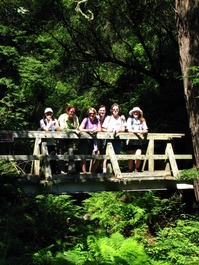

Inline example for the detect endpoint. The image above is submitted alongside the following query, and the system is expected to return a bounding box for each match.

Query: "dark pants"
[57,139,76,172]
[47,145,58,174]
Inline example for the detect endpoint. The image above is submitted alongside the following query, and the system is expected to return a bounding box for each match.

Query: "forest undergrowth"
[0,181,199,265]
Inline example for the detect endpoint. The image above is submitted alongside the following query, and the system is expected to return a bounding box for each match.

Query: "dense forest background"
[1,0,199,264]
[0,0,190,134]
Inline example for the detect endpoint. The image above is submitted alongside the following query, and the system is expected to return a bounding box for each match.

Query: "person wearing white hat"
[40,108,60,173]
[40,108,60,133]
[126,107,148,172]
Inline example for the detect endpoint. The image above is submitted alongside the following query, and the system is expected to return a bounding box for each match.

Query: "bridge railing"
[0,130,193,182]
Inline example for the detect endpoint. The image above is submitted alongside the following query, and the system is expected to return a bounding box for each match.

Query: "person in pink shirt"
[79,107,101,173]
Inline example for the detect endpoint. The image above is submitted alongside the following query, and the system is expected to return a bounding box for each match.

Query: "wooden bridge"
[0,130,193,194]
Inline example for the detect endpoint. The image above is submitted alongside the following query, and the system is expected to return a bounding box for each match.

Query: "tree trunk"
[175,0,199,166]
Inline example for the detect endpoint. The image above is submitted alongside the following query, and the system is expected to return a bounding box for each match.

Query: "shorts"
[99,139,107,155]
[79,140,94,155]
[127,144,142,151]
[107,140,121,154]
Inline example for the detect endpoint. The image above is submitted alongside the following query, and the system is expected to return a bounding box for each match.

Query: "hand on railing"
[73,129,81,135]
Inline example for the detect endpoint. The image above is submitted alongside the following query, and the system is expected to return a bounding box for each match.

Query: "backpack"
[130,117,142,128]
[37,119,47,131]
[85,117,89,129]
[126,118,142,146]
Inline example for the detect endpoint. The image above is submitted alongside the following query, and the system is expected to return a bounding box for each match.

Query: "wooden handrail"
[0,130,186,140]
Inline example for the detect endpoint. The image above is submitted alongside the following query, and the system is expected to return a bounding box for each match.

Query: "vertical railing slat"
[41,141,52,180]
[31,138,40,176]
[148,139,154,172]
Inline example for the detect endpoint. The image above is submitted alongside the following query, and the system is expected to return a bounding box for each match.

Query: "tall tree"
[175,1,199,166]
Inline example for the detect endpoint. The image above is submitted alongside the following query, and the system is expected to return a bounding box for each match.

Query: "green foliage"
[0,0,188,133]
[52,248,88,265]
[33,245,54,265]
[146,192,186,231]
[187,66,199,97]
[83,192,147,235]
[0,80,29,129]
[33,194,83,245]
[0,0,197,264]
[147,218,199,264]
[178,167,199,181]
[0,187,197,265]
[0,193,86,264]
[33,232,152,265]
[83,191,187,239]
[0,160,20,174]
[86,232,151,264]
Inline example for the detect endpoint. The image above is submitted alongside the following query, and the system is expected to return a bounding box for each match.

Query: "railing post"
[41,141,52,180]
[148,139,154,172]
[31,138,40,176]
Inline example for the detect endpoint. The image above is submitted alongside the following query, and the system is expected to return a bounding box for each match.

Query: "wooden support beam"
[106,142,122,178]
[166,143,179,178]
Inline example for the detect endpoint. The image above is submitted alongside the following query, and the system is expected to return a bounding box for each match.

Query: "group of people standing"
[39,103,148,174]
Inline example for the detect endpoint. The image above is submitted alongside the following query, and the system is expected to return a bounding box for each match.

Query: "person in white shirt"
[126,107,148,172]
[102,103,126,154]
[40,107,60,173]
[40,107,60,150]
[97,105,110,173]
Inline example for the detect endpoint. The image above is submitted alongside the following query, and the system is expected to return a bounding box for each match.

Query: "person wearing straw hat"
[126,107,148,172]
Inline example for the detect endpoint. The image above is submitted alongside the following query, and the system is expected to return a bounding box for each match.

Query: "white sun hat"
[129,107,143,116]
[44,107,53,114]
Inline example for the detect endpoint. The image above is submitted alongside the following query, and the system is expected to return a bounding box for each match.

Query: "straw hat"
[129,107,143,116]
